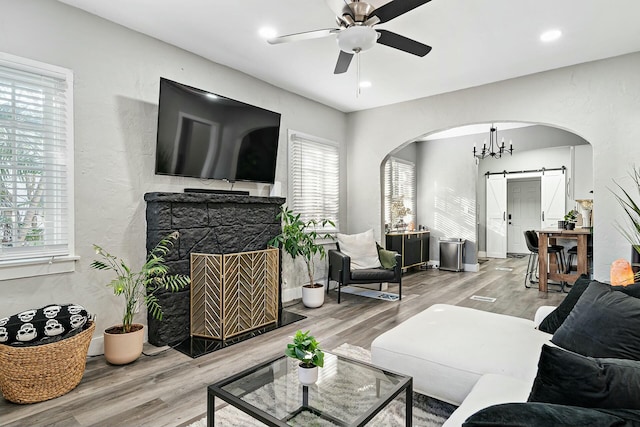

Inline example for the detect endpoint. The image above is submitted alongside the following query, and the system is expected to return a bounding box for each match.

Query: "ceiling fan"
[267,0,433,74]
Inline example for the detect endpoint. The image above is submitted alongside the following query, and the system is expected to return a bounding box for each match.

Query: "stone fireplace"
[144,192,285,346]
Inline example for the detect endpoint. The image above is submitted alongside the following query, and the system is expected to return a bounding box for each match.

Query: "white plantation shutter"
[289,131,339,232]
[384,157,416,228]
[0,54,74,262]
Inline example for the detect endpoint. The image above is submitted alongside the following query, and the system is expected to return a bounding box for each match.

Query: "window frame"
[0,52,77,280]
[287,130,340,235]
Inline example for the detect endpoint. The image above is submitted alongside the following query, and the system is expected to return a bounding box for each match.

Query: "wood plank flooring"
[0,256,566,427]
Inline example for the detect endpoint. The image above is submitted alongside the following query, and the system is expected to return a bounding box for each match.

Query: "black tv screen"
[155,78,281,183]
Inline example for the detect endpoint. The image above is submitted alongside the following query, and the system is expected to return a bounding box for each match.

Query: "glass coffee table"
[207,352,413,426]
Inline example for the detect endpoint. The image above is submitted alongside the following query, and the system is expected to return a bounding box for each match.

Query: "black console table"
[385,231,430,270]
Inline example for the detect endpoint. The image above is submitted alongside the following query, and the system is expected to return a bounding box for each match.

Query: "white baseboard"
[478,251,487,258]
[464,263,480,272]
[88,335,103,356]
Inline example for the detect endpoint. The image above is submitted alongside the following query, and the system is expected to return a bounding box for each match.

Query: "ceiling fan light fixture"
[337,26,378,53]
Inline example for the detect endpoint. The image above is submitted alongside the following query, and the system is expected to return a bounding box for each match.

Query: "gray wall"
[346,52,640,283]
[416,138,478,264]
[0,0,347,352]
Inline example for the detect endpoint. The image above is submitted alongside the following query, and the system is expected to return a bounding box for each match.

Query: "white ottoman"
[370,304,552,405]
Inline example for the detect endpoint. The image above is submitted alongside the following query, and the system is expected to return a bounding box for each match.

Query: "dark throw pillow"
[551,281,640,359]
[528,344,640,409]
[537,274,591,334]
[613,282,640,298]
[463,403,640,427]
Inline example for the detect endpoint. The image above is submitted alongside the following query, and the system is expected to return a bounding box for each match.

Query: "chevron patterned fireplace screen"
[190,248,279,340]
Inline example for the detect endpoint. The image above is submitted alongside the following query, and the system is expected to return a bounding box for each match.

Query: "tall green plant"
[612,167,640,250]
[612,166,640,282]
[268,207,335,287]
[91,231,190,333]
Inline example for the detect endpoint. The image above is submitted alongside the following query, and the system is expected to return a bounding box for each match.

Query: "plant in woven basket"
[91,231,190,334]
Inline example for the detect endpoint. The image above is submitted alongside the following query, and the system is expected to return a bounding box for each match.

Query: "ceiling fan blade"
[334,50,354,74]
[268,28,340,45]
[372,0,432,24]
[376,29,432,56]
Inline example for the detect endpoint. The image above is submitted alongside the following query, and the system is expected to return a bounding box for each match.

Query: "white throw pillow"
[336,229,382,270]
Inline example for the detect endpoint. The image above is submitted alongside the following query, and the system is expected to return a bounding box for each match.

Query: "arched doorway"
[381,122,593,269]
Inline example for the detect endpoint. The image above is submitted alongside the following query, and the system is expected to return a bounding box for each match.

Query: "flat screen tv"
[155,78,281,183]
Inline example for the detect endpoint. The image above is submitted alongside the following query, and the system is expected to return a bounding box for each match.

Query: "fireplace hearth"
[144,192,303,353]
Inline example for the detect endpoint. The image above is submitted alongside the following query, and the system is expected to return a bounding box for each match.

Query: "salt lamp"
[610,259,635,286]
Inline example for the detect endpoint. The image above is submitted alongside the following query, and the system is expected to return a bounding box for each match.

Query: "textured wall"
[144,192,284,346]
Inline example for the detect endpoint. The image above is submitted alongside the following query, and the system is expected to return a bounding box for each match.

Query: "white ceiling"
[57,0,640,113]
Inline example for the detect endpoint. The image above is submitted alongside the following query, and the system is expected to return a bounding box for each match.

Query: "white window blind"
[289,131,339,233]
[384,157,416,229]
[0,54,73,262]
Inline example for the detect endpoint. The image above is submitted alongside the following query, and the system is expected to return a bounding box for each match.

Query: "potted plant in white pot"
[269,207,334,308]
[91,231,190,365]
[285,330,325,385]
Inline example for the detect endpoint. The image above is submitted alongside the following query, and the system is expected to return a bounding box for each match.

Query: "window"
[384,158,416,230]
[288,130,339,233]
[0,53,75,279]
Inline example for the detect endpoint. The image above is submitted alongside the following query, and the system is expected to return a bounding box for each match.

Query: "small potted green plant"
[285,330,325,385]
[269,207,334,308]
[563,209,579,229]
[91,231,190,364]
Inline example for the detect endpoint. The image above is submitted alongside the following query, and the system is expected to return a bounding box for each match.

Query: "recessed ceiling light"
[359,81,372,88]
[540,29,562,42]
[258,27,277,40]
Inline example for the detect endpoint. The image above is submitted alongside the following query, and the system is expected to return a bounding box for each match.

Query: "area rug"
[338,286,400,302]
[191,343,456,426]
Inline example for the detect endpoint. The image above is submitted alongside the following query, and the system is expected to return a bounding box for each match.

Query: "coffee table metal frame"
[207,352,413,427]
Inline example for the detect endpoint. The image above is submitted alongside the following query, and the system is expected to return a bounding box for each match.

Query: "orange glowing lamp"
[610,259,635,286]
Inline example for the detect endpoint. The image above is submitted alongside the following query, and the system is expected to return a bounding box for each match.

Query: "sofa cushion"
[537,274,590,333]
[371,304,552,405]
[0,304,89,346]
[350,268,396,281]
[462,403,640,427]
[528,344,640,409]
[552,281,640,359]
[442,374,532,427]
[336,229,382,270]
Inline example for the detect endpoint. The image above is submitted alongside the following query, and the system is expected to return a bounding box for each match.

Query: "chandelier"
[473,124,514,159]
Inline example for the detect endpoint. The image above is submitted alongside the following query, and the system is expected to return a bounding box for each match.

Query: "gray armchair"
[327,248,402,303]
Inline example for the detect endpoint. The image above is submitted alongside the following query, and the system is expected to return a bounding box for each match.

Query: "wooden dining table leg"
[539,232,549,292]
[577,234,588,275]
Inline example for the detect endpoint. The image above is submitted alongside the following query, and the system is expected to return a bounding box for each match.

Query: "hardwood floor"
[0,257,566,427]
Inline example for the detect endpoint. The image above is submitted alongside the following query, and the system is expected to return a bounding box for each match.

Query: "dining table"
[537,227,592,292]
